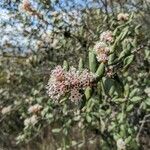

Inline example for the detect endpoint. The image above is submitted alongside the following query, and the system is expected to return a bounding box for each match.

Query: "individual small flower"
[24,115,38,127]
[100,31,113,42]
[28,104,42,113]
[1,105,12,115]
[117,13,129,21]
[116,138,126,150]
[70,89,82,102]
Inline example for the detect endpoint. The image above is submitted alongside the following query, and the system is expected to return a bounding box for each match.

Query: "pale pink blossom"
[28,104,42,113]
[1,105,12,114]
[100,31,113,42]
[93,42,110,63]
[94,42,109,54]
[96,53,108,63]
[46,66,95,102]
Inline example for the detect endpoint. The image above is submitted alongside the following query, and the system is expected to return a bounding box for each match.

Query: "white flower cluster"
[100,30,113,43]
[94,30,113,63]
[46,66,96,102]
[1,105,12,115]
[28,104,42,114]
[24,115,38,127]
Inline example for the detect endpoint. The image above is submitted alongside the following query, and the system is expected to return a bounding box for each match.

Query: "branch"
[136,114,150,143]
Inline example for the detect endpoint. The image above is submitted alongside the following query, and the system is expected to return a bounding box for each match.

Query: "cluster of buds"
[94,30,113,63]
[1,105,12,115]
[28,104,42,114]
[24,115,38,127]
[100,30,113,43]
[117,13,129,21]
[46,66,96,102]
[94,42,110,63]
[24,104,42,127]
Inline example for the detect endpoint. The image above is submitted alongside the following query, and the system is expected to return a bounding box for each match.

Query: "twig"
[136,114,150,143]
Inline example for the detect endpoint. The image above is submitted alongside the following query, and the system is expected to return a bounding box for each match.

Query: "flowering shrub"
[0,3,149,149]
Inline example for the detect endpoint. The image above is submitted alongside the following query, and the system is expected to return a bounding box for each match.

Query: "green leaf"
[96,63,105,79]
[125,136,132,144]
[85,87,92,100]
[130,96,142,103]
[97,81,102,96]
[89,52,97,73]
[124,84,130,97]
[123,55,134,69]
[126,104,134,112]
[120,27,129,41]
[60,97,67,103]
[109,84,115,96]
[100,118,105,133]
[113,27,119,36]
[113,98,125,103]
[129,88,139,98]
[78,58,83,72]
[118,113,125,123]
[118,47,131,60]
[86,115,92,123]
[52,128,61,133]
[108,53,116,65]
[145,98,150,106]
[103,77,116,96]
[144,48,150,59]
[63,60,69,71]
[134,24,141,35]
[86,98,95,112]
[46,113,53,119]
[73,115,81,121]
